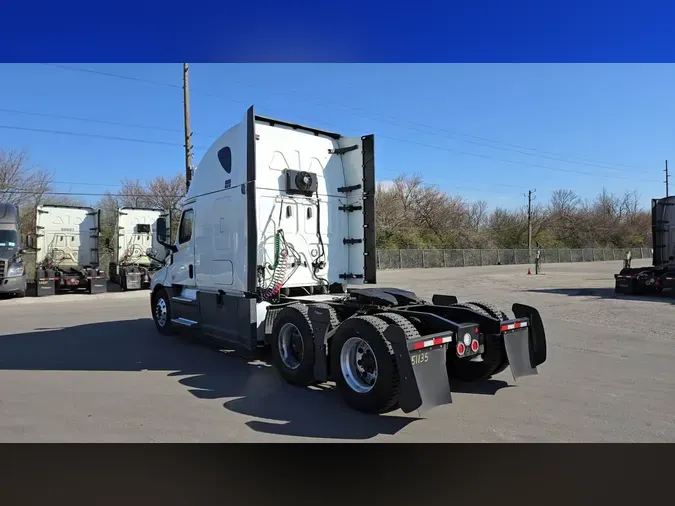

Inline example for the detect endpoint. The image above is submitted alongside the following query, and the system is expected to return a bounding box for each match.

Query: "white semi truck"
[33,204,107,296]
[149,106,548,415]
[107,206,170,291]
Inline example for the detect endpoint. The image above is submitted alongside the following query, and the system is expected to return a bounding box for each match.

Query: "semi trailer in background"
[33,204,106,296]
[615,195,675,296]
[149,106,548,416]
[0,202,28,298]
[107,206,170,291]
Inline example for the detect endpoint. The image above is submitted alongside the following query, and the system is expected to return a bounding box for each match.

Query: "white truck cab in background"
[34,204,106,296]
[108,207,170,291]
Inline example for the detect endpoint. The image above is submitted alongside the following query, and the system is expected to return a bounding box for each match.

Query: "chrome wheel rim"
[155,297,167,327]
[278,323,304,370]
[340,337,378,393]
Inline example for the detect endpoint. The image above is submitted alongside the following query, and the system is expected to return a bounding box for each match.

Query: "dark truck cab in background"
[615,196,675,296]
[0,202,28,298]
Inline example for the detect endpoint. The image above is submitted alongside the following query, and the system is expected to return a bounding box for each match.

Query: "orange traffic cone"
[527,268,532,275]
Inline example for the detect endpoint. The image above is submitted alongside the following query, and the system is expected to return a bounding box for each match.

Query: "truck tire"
[466,301,509,321]
[466,301,510,376]
[270,303,320,387]
[375,312,421,341]
[446,302,505,382]
[152,288,174,336]
[331,315,401,414]
[310,303,341,329]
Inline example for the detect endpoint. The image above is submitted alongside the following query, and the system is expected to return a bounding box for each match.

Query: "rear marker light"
[412,335,453,350]
[456,342,465,356]
[500,321,528,332]
[471,339,479,353]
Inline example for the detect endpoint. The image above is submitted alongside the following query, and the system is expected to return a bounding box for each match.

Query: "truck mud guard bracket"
[431,294,459,306]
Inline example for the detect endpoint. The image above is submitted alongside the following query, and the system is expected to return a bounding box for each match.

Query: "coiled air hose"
[262,230,289,300]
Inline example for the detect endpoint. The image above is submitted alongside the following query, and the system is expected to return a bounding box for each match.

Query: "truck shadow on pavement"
[528,287,675,304]
[0,318,510,440]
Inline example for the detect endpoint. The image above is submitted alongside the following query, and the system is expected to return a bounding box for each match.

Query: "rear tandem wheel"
[269,303,339,387]
[330,315,406,414]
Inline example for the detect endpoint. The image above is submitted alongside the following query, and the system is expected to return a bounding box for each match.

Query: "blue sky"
[0,63,672,210]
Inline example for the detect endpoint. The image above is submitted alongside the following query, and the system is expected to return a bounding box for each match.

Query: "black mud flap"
[614,274,637,295]
[503,328,538,380]
[125,272,143,290]
[512,303,547,368]
[87,271,107,294]
[35,269,57,297]
[307,306,331,383]
[385,325,453,416]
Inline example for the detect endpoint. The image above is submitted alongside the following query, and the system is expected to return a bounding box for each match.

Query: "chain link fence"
[20,248,650,279]
[377,247,651,270]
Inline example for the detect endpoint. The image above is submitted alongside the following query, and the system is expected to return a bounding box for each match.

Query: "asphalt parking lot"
[0,258,673,442]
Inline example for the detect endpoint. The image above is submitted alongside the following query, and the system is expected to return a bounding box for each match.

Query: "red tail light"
[456,342,465,356]
[471,339,479,353]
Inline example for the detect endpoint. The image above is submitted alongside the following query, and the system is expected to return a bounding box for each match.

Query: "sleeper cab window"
[217,146,232,173]
[178,209,194,244]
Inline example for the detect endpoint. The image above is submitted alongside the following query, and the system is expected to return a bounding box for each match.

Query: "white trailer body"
[150,106,548,415]
[109,207,170,290]
[34,204,106,295]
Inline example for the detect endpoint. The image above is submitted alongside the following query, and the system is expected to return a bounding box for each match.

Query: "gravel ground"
[0,258,673,442]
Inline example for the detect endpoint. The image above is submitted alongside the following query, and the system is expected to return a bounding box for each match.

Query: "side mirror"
[156,217,168,244]
[156,217,177,253]
[25,235,35,250]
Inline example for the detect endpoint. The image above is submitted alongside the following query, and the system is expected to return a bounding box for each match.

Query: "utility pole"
[182,63,193,192]
[665,160,670,198]
[526,189,536,261]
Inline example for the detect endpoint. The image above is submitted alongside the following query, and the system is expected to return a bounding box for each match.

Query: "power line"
[0,107,184,134]
[1,119,659,185]
[1,188,186,198]
[41,63,650,175]
[0,124,187,147]
[7,64,665,185]
[41,63,181,90]
[373,134,663,182]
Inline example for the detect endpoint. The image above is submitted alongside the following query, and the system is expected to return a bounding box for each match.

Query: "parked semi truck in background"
[149,106,548,416]
[107,206,170,291]
[33,204,107,296]
[615,195,675,296]
[0,202,28,298]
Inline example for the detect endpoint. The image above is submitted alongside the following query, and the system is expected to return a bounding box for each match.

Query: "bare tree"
[373,174,652,251]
